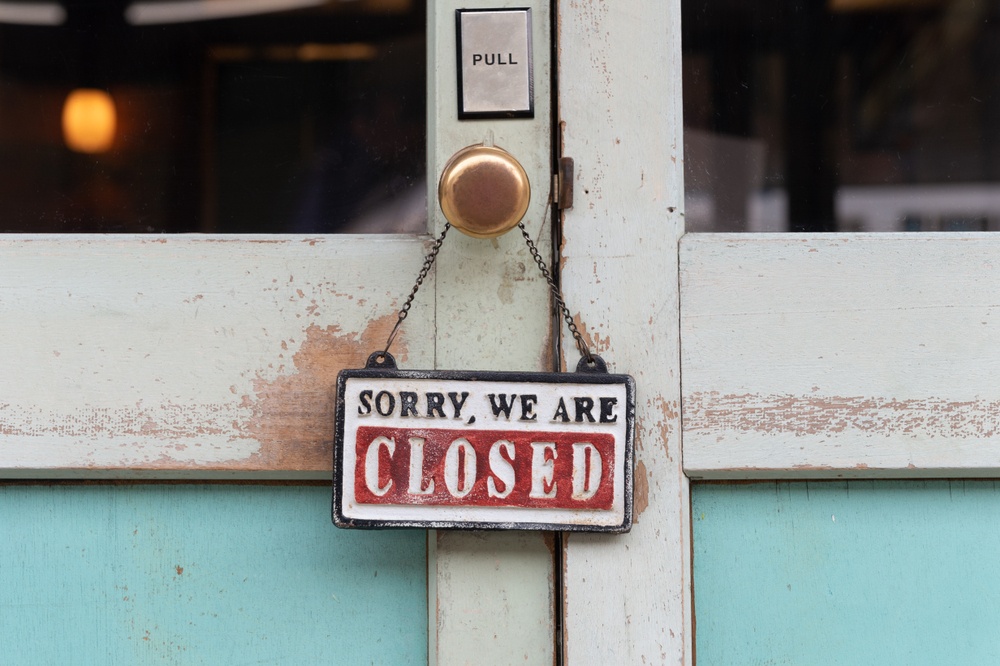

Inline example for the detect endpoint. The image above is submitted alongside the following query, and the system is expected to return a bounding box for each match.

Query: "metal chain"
[381,222,452,357]
[379,208,595,366]
[517,222,595,364]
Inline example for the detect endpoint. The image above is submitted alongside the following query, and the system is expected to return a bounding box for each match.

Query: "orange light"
[62,88,117,153]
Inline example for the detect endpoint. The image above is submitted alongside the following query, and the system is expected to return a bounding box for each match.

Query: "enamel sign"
[333,356,634,532]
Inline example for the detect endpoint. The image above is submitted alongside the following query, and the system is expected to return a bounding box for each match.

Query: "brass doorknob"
[438,144,531,238]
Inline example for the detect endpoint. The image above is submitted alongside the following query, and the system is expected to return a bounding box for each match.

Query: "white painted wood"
[432,531,556,665]
[559,1,691,663]
[682,233,1000,478]
[0,234,434,478]
[427,0,556,663]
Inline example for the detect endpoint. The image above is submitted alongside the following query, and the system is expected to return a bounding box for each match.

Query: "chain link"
[517,222,595,364]
[381,222,451,356]
[380,207,595,366]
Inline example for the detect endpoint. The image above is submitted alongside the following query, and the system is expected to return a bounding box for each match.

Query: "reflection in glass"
[0,0,425,233]
[683,0,1000,232]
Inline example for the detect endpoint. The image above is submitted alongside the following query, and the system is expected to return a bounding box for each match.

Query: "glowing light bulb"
[62,89,117,153]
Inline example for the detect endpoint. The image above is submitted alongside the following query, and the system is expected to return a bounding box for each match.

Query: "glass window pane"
[0,0,425,233]
[683,0,1000,232]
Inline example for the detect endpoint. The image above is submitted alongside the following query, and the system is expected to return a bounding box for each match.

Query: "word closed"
[356,427,614,509]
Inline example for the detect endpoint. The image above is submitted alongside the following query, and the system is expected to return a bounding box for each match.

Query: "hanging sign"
[333,354,634,532]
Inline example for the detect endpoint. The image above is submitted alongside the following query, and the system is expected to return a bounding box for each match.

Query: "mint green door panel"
[693,481,1000,664]
[0,485,425,664]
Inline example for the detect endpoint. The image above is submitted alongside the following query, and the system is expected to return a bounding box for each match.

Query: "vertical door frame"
[428,0,559,663]
[558,0,691,662]
[557,2,1000,665]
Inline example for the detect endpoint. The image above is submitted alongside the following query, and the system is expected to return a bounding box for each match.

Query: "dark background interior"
[0,0,425,232]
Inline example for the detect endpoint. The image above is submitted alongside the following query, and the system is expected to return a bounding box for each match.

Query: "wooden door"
[0,0,559,662]
[558,0,1000,663]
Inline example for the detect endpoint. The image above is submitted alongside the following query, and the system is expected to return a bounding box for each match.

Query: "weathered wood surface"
[559,0,691,663]
[682,233,1000,478]
[428,0,556,663]
[0,235,434,478]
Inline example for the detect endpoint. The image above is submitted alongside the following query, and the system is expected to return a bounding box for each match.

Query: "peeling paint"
[0,402,233,440]
[0,234,433,476]
[496,261,528,305]
[633,460,649,520]
[240,313,401,470]
[571,315,612,356]
[650,397,678,461]
[542,532,557,558]
[686,391,1000,439]
[0,315,402,472]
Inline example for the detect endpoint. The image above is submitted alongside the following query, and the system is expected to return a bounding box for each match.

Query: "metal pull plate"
[456,8,534,119]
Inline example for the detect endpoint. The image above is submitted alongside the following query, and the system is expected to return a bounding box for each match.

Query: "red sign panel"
[354,426,615,510]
